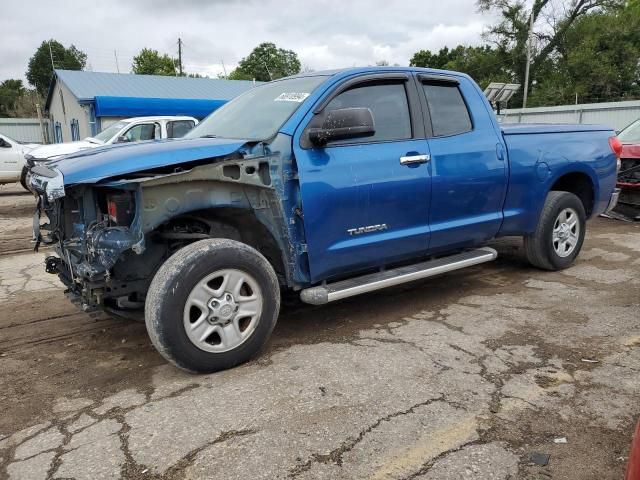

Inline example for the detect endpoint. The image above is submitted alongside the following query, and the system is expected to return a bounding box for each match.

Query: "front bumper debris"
[605,188,621,213]
[30,165,65,202]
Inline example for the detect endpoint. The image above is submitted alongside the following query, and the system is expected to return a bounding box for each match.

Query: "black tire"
[145,239,280,373]
[19,167,29,191]
[524,191,586,270]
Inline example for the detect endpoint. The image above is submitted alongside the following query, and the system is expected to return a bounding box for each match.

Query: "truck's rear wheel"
[145,239,280,373]
[524,191,586,270]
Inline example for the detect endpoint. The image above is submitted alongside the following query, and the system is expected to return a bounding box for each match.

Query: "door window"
[167,120,196,138]
[422,83,472,137]
[322,82,412,144]
[123,123,160,142]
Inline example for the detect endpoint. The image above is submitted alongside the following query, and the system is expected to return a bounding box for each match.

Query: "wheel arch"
[158,207,289,286]
[136,176,296,287]
[548,168,598,218]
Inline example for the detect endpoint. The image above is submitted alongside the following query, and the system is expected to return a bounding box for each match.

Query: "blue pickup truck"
[30,67,621,372]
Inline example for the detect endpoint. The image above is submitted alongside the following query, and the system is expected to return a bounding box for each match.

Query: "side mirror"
[116,135,129,143]
[308,107,375,146]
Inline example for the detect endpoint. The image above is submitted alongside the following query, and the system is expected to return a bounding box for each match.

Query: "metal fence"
[498,100,640,131]
[0,118,50,144]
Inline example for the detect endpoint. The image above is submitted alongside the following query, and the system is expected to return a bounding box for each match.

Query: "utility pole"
[221,59,227,78]
[114,50,120,73]
[35,101,47,144]
[522,10,535,108]
[261,60,272,81]
[48,41,55,70]
[178,38,183,76]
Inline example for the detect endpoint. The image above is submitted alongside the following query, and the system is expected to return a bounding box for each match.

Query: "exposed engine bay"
[30,144,303,315]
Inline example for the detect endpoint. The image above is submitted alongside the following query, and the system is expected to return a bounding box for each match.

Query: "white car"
[25,115,198,173]
[0,133,39,189]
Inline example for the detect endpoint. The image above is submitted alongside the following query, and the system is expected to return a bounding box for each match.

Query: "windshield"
[0,133,17,144]
[90,121,129,143]
[185,76,327,141]
[619,119,640,144]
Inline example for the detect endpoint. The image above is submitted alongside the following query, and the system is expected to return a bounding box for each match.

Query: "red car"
[627,419,640,479]
[617,119,640,218]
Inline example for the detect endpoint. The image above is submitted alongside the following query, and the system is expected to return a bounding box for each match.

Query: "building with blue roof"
[45,69,258,143]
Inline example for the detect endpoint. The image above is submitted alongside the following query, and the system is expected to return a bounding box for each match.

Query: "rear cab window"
[421,80,472,137]
[167,120,196,138]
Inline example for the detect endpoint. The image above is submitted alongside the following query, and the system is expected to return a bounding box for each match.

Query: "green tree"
[0,80,38,117]
[478,0,624,104]
[0,79,25,115]
[186,72,207,78]
[410,45,511,89]
[26,40,86,96]
[529,6,640,106]
[228,42,301,81]
[410,47,458,69]
[132,48,177,76]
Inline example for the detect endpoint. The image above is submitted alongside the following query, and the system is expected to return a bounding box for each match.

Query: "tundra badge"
[347,224,388,236]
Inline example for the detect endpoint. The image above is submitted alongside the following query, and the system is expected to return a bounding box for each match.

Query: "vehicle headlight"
[30,166,65,201]
[46,174,65,201]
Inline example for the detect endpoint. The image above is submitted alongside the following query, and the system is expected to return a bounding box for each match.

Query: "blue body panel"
[49,66,618,287]
[426,75,508,254]
[294,139,432,281]
[499,127,617,235]
[50,137,248,185]
[500,123,613,135]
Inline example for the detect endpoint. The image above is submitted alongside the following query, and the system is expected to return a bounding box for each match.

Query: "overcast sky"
[1,0,497,84]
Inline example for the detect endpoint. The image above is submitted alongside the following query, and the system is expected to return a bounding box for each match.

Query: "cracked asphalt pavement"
[0,182,639,479]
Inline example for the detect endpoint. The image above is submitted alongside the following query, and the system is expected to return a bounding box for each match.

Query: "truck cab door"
[416,74,508,252]
[293,73,432,282]
[0,135,20,182]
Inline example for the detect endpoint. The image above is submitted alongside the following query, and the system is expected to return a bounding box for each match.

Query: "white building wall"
[0,118,50,143]
[47,81,91,142]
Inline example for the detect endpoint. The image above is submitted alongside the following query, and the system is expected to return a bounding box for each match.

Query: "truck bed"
[501,123,612,135]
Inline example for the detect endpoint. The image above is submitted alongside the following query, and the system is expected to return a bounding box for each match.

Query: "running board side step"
[299,247,497,305]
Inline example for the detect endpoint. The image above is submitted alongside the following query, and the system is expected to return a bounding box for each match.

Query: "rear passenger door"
[294,74,432,282]
[417,74,507,252]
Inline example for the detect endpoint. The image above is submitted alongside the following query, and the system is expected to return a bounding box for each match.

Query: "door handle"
[400,154,430,165]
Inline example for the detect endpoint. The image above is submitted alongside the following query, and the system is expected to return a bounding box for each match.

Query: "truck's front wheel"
[145,239,280,373]
[524,191,586,270]
[20,167,29,191]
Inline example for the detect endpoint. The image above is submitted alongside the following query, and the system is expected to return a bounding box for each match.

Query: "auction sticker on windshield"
[274,92,310,102]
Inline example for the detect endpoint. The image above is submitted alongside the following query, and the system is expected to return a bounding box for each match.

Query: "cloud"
[0,0,494,84]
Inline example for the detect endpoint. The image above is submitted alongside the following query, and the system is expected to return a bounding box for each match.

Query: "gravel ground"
[0,182,638,480]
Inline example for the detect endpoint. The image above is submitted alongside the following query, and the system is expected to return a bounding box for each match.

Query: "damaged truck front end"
[31,136,306,316]
[33,167,150,312]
